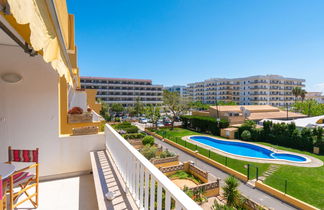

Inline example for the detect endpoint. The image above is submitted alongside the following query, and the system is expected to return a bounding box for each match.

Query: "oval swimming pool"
[189,136,307,162]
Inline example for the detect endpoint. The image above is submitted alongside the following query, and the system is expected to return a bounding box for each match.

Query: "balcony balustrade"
[105,124,201,210]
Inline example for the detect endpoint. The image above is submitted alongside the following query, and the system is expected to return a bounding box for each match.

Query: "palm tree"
[292,87,302,102]
[223,176,240,207]
[300,89,307,102]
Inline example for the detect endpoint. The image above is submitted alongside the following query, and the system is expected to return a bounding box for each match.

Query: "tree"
[292,87,302,102]
[134,97,144,117]
[98,99,111,121]
[163,90,189,130]
[300,89,307,102]
[189,101,210,110]
[223,176,240,207]
[110,103,124,116]
[293,100,324,117]
[145,105,161,129]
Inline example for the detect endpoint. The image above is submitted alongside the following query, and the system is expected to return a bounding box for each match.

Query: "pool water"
[189,136,307,162]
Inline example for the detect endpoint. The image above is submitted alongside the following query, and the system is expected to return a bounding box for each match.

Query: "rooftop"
[209,105,279,112]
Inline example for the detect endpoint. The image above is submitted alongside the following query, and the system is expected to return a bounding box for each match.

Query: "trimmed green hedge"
[180,115,229,135]
[122,133,146,139]
[238,120,324,153]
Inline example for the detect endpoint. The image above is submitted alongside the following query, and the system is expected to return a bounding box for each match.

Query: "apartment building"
[305,92,324,104]
[164,85,189,98]
[188,75,305,106]
[81,76,163,106]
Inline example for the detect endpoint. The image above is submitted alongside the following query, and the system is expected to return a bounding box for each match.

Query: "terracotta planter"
[68,112,92,123]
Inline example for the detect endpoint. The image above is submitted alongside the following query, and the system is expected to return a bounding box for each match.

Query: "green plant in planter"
[192,187,207,203]
[140,145,157,160]
[159,150,176,158]
[223,176,240,207]
[142,136,155,146]
[183,186,194,198]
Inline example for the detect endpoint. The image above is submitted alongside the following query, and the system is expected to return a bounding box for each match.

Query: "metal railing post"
[284,180,288,194]
[247,164,250,180]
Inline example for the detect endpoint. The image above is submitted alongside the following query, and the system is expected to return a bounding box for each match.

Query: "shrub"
[159,150,176,158]
[241,130,251,141]
[180,115,229,135]
[123,126,139,133]
[140,145,157,160]
[239,120,321,152]
[238,120,256,138]
[223,176,240,207]
[114,121,131,129]
[142,136,154,146]
[123,133,145,140]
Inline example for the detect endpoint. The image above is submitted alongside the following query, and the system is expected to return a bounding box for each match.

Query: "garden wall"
[151,155,179,168]
[146,129,248,182]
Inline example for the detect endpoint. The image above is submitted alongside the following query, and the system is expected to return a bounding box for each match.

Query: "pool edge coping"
[182,135,323,167]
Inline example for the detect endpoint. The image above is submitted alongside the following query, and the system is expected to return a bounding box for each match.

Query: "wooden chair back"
[8,146,39,163]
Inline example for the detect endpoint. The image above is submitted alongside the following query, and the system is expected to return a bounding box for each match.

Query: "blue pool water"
[189,136,307,162]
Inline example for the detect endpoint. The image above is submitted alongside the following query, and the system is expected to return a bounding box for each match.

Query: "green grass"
[154,128,270,180]
[169,171,203,184]
[152,128,324,209]
[257,143,324,209]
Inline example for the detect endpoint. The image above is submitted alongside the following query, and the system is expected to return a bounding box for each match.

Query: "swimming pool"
[189,136,308,162]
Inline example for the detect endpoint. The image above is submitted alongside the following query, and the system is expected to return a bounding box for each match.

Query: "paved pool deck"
[183,135,323,167]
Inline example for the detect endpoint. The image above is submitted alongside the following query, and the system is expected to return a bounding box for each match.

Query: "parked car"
[139,118,148,124]
[164,122,171,126]
[157,122,164,127]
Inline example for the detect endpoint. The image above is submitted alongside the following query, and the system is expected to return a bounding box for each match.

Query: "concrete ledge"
[255,181,319,210]
[90,150,138,210]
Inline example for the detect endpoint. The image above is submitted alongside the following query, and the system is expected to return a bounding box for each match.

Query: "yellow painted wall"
[255,181,319,210]
[189,167,208,183]
[204,188,219,197]
[59,77,102,135]
[154,161,179,168]
[85,89,102,113]
[220,129,236,139]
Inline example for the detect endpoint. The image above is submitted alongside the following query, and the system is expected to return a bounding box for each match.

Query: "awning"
[5,0,74,86]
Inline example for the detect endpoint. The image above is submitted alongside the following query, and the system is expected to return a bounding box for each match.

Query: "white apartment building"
[306,92,324,104]
[188,75,305,106]
[81,76,163,106]
[164,85,189,98]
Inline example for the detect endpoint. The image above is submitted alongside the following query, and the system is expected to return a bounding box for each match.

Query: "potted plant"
[68,107,93,123]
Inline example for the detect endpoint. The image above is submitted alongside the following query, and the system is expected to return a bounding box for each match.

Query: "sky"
[67,0,324,92]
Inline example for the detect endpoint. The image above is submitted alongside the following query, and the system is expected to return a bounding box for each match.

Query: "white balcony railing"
[105,124,201,210]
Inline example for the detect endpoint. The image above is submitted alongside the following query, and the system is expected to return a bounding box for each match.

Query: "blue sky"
[67,0,324,92]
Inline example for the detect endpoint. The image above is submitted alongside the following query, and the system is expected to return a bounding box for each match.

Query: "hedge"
[238,120,324,153]
[122,133,146,140]
[180,115,229,135]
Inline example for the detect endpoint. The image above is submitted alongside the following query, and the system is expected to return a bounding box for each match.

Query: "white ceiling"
[0,27,17,46]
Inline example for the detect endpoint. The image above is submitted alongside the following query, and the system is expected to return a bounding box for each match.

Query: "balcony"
[103,124,201,209]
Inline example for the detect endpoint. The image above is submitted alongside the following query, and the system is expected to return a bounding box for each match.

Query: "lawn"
[169,171,203,184]
[257,143,324,209]
[152,128,324,209]
[153,128,270,181]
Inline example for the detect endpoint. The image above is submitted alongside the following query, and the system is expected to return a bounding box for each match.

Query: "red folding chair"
[7,146,39,209]
[1,175,8,210]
